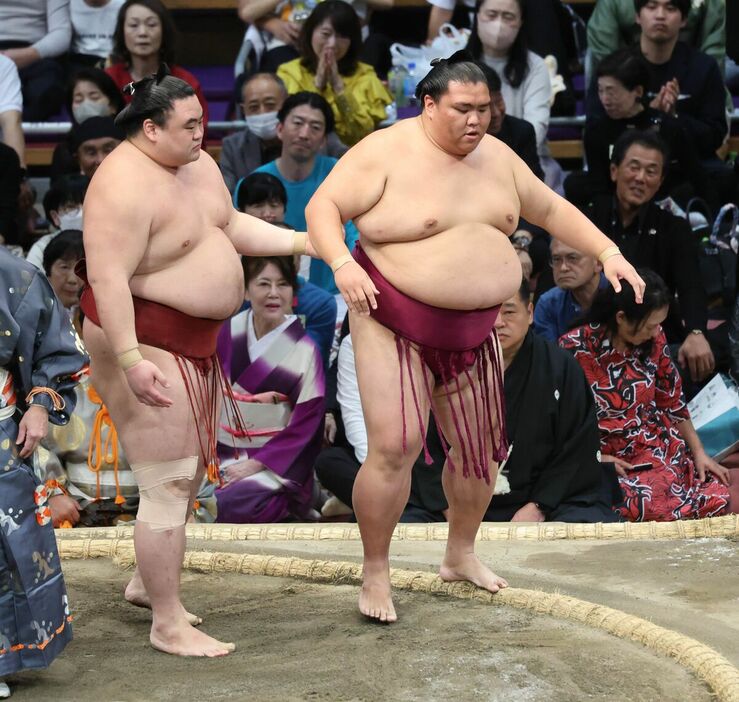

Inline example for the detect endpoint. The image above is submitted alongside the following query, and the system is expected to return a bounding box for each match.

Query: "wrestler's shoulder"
[478,133,515,156]
[90,141,156,184]
[353,120,412,151]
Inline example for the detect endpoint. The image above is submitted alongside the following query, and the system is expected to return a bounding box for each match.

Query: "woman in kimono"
[560,269,736,522]
[0,248,87,695]
[216,256,325,523]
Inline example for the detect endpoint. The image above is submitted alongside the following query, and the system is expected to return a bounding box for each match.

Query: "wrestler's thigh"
[349,312,429,461]
[82,320,204,464]
[431,342,502,462]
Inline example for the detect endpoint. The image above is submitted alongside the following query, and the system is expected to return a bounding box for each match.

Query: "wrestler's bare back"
[85,141,244,320]
[353,119,523,310]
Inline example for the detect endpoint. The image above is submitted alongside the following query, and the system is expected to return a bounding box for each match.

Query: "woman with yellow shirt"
[277,0,392,146]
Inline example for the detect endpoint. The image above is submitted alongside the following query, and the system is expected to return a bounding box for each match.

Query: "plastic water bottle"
[403,62,418,106]
[387,63,409,108]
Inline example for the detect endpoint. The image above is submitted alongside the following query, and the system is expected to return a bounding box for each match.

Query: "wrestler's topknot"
[114,64,197,137]
[415,50,488,103]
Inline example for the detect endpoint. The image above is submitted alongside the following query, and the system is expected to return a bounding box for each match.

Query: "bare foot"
[439,552,508,593]
[125,577,203,627]
[359,562,397,623]
[150,618,235,658]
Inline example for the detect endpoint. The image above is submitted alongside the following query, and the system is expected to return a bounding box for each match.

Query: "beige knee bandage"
[131,456,198,532]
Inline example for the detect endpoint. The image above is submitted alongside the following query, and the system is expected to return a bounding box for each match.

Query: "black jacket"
[587,42,727,158]
[584,194,708,339]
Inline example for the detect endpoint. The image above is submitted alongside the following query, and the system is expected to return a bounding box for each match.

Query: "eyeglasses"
[549,253,585,268]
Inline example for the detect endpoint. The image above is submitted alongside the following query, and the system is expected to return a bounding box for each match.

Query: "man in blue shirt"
[533,239,607,342]
[239,91,358,294]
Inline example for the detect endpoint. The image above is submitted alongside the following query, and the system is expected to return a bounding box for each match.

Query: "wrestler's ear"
[141,117,159,143]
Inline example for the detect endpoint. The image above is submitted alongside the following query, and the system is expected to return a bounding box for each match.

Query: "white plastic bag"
[389,23,471,81]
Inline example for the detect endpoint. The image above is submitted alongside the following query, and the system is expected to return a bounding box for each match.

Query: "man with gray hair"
[81,67,314,657]
[307,52,644,623]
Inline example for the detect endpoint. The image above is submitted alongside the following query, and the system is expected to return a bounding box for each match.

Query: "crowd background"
[1,0,738,529]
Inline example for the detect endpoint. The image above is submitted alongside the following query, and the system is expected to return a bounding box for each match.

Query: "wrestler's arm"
[83,162,171,406]
[305,132,387,314]
[224,204,304,256]
[510,149,645,302]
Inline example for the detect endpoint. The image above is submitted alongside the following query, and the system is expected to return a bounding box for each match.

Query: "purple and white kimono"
[216,311,325,523]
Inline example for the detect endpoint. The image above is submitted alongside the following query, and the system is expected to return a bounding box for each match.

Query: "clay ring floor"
[5,522,739,702]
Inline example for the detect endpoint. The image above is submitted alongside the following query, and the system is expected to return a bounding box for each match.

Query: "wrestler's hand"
[603,255,645,303]
[17,404,49,458]
[335,261,379,316]
[125,360,173,408]
[49,494,81,528]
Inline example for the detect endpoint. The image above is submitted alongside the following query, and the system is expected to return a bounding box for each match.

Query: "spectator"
[429,0,577,114]
[235,172,338,367]
[241,91,359,294]
[587,0,726,75]
[28,173,89,269]
[533,240,607,343]
[68,114,124,178]
[586,0,731,201]
[42,229,84,324]
[568,48,707,208]
[106,0,208,130]
[560,270,737,522]
[466,0,563,192]
[277,1,392,147]
[69,0,125,69]
[0,143,22,248]
[215,255,326,523]
[220,72,346,193]
[0,54,24,249]
[583,130,716,386]
[51,66,125,181]
[0,0,71,120]
[237,0,391,77]
[0,54,25,169]
[486,280,622,522]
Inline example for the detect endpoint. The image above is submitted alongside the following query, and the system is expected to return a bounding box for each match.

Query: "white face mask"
[245,111,279,140]
[58,208,83,231]
[477,18,519,55]
[73,99,111,124]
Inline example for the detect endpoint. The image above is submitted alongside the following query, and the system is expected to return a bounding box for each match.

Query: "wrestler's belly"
[129,230,245,320]
[362,223,522,310]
